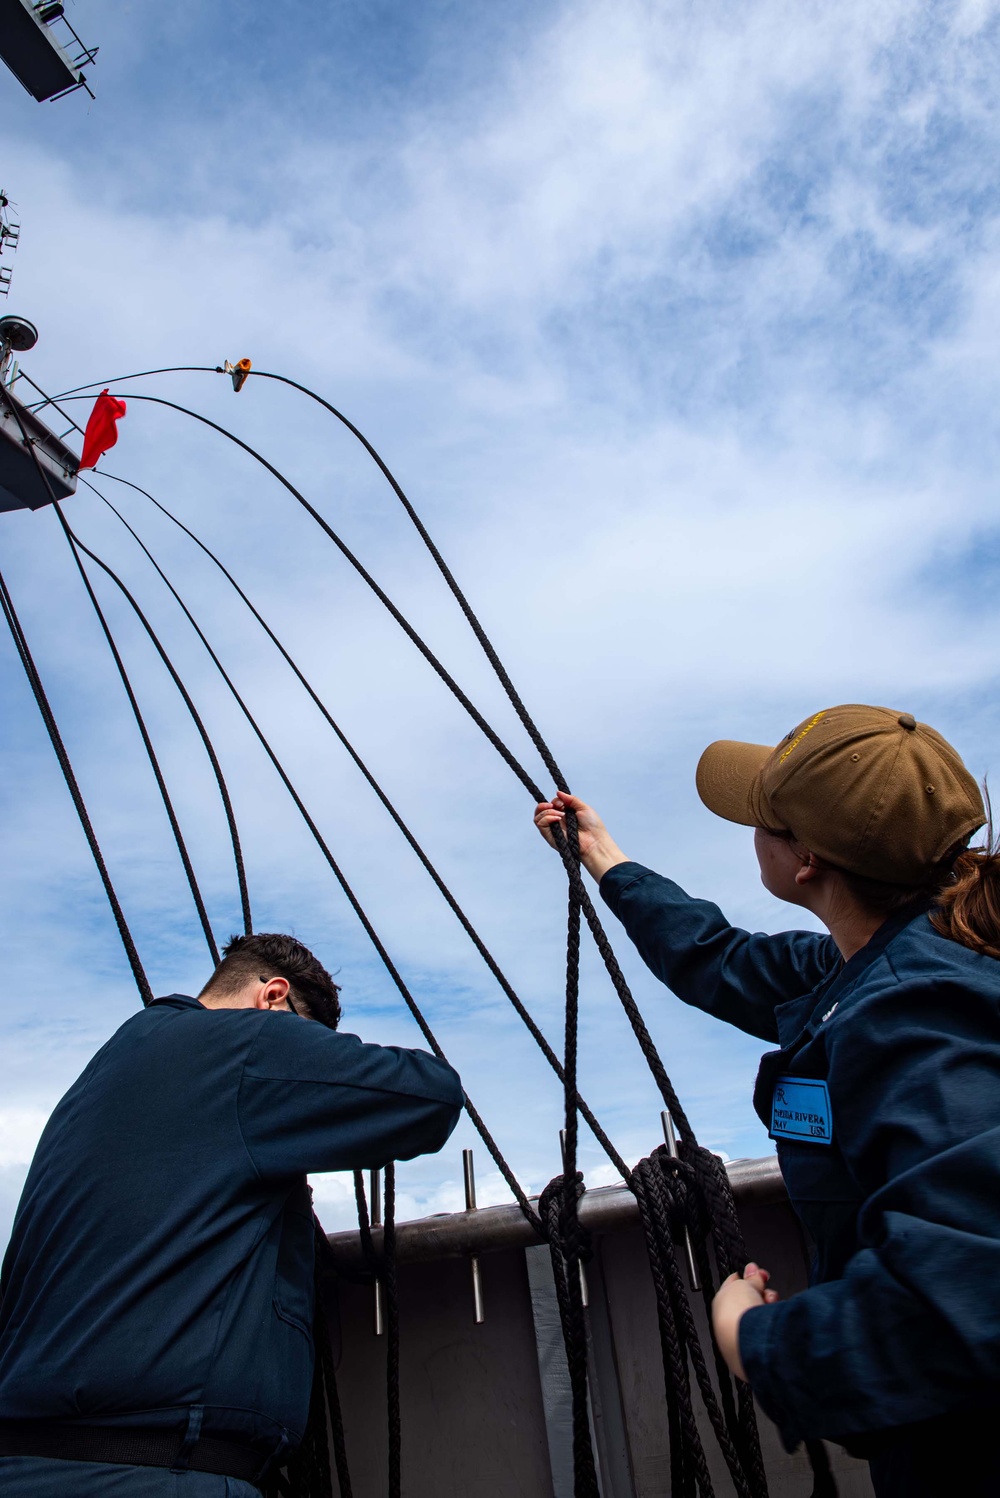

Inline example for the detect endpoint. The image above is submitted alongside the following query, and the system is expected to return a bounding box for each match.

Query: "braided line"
[648,1155,757,1498]
[313,1225,355,1498]
[238,371,775,1494]
[384,1163,401,1498]
[54,508,219,963]
[539,1177,600,1498]
[58,503,252,936]
[0,567,153,1005]
[247,370,571,793]
[352,1172,379,1280]
[63,390,549,801]
[96,466,634,1179]
[631,1158,704,1497]
[35,377,775,1495]
[557,807,600,1495]
[66,516,544,1242]
[692,1149,768,1495]
[550,821,692,1141]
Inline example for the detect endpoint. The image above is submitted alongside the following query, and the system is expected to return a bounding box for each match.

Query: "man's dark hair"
[200,933,342,1029]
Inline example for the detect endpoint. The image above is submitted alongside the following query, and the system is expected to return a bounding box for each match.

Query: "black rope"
[383,1163,401,1498]
[216,374,708,1142]
[62,391,692,1152]
[90,468,633,1183]
[38,363,569,789]
[60,508,544,1234]
[76,384,769,1493]
[62,489,253,938]
[553,805,599,1496]
[309,1217,355,1498]
[0,381,154,1005]
[52,505,219,963]
[35,373,785,1493]
[255,386,774,1490]
[56,391,548,801]
[53,387,727,1123]
[24,365,217,413]
[242,369,570,792]
[352,1171,379,1282]
[347,1169,401,1497]
[551,821,695,1142]
[62,391,687,1154]
[0,566,153,1005]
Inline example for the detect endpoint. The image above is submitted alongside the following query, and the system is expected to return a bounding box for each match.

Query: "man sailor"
[0,931,463,1495]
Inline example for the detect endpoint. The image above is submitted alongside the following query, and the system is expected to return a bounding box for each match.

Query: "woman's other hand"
[711,1263,780,1382]
[533,792,631,882]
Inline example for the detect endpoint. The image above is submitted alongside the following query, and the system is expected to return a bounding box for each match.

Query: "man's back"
[0,994,463,1458]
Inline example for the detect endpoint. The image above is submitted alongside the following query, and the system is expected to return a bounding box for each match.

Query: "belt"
[0,1420,267,1486]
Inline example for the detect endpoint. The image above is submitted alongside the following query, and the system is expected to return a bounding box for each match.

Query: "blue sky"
[3,0,1000,1239]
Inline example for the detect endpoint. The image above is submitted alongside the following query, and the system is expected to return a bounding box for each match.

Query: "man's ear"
[255,976,291,1010]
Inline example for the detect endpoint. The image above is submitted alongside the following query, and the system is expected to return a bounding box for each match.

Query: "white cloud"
[0,1108,50,1170]
[4,0,1000,1247]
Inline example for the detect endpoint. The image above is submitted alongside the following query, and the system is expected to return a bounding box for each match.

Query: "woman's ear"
[794,850,825,886]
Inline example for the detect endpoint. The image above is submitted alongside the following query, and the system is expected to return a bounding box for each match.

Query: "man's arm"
[238,1017,464,1179]
[739,974,1000,1447]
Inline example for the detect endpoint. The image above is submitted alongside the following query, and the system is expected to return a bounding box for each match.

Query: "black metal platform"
[0,386,78,511]
[0,0,92,102]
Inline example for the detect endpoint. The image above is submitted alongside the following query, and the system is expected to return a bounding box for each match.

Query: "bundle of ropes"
[1,367,836,1498]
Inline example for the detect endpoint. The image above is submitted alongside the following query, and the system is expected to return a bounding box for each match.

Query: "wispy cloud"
[4,0,1000,1238]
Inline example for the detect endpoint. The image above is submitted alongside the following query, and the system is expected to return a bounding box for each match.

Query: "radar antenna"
[0,191,20,299]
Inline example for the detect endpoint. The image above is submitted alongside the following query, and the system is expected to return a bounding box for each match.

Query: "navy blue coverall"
[0,994,463,1495]
[600,863,1000,1496]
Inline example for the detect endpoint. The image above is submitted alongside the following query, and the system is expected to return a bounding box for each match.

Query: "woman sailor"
[535,704,1000,1498]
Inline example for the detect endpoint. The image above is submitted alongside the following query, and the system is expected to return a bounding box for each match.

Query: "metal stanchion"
[463,1149,485,1324]
[661,1111,700,1291]
[559,1129,589,1308]
[370,1166,385,1336]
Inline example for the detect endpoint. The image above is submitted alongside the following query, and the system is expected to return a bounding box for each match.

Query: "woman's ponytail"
[930,841,1000,960]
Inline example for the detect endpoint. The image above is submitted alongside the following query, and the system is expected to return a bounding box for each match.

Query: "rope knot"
[539,1171,593,1266]
[633,1145,708,1247]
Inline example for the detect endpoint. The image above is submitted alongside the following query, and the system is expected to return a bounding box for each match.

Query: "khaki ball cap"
[696,704,985,886]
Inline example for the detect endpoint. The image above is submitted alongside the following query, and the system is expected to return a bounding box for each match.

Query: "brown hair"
[929,840,1000,960]
[200,932,342,1028]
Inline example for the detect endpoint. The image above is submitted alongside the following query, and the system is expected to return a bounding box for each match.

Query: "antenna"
[0,191,21,300]
[0,312,38,360]
[0,317,82,513]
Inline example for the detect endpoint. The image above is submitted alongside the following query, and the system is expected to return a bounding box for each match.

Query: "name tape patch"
[769,1075,832,1145]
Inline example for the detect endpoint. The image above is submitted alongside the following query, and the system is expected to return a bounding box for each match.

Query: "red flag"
[80,389,127,470]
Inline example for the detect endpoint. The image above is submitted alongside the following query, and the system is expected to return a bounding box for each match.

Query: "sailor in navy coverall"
[0,932,463,1495]
[537,704,1000,1498]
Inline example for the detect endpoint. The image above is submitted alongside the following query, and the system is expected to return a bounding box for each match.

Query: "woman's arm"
[534,793,839,1043]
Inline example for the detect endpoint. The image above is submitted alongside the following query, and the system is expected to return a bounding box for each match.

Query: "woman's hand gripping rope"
[712,1264,780,1382]
[534,792,632,883]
